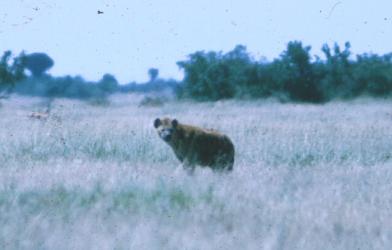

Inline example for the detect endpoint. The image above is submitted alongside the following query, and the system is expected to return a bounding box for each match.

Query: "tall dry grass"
[0,95,392,249]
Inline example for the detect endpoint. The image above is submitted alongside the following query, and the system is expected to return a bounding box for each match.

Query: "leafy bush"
[177,45,248,101]
[352,53,392,97]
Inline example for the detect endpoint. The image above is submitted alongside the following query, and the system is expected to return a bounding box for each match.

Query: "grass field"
[1,95,392,249]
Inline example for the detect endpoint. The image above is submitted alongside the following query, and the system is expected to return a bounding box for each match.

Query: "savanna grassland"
[1,95,392,249]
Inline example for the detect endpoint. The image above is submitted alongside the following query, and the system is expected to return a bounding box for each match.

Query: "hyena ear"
[172,119,178,128]
[154,118,161,128]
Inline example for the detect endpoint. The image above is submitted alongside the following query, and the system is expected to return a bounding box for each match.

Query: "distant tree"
[0,51,26,94]
[0,51,14,85]
[148,68,159,82]
[11,51,27,81]
[321,42,355,99]
[280,41,324,102]
[25,53,54,77]
[98,73,119,94]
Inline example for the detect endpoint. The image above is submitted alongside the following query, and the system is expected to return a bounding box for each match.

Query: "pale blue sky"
[1,0,391,83]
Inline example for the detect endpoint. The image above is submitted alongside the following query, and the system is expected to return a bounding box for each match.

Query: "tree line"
[0,51,176,100]
[177,42,392,102]
[1,41,392,103]
[0,51,115,99]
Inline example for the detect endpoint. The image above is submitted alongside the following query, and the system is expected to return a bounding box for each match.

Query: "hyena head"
[154,118,178,143]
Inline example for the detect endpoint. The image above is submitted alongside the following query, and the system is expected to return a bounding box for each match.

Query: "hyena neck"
[170,127,186,148]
